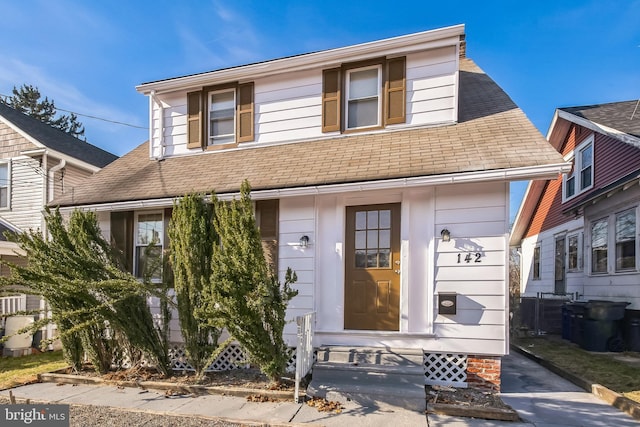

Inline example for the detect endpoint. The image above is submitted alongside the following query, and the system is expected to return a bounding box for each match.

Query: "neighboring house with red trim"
[511,100,640,326]
[51,25,567,402]
[0,102,117,345]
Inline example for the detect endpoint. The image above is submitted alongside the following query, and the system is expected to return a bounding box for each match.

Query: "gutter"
[57,162,571,213]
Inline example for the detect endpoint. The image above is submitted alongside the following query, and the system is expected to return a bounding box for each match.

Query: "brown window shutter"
[187,91,203,149]
[111,211,134,273]
[322,68,341,132]
[384,56,406,125]
[237,82,254,143]
[256,199,279,275]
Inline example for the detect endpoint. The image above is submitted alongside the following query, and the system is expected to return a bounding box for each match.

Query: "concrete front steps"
[307,346,426,411]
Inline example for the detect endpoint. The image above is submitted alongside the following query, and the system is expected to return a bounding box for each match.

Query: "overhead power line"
[0,92,148,130]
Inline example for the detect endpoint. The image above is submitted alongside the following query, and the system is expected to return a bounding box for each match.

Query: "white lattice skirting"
[117,343,300,373]
[424,353,468,388]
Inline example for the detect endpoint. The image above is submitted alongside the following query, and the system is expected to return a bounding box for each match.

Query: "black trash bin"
[581,300,630,352]
[569,302,586,346]
[562,303,571,340]
[625,318,640,352]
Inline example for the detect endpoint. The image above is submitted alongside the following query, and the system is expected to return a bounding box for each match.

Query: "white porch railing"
[1,294,26,330]
[294,311,316,403]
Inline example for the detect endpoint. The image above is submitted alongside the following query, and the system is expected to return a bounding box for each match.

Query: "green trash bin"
[582,319,618,352]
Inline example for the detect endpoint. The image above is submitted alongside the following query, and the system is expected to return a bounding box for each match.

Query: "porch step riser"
[308,382,426,412]
[316,347,424,366]
[312,366,425,388]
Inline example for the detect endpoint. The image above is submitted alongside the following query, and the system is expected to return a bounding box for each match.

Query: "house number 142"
[457,252,482,263]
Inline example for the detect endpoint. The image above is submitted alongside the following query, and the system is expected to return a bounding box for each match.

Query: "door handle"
[394,269,400,274]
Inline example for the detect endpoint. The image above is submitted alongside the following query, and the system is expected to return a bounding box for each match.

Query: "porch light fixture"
[299,235,310,248]
[440,228,451,242]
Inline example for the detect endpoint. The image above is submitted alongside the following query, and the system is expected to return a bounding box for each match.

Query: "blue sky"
[1,1,639,221]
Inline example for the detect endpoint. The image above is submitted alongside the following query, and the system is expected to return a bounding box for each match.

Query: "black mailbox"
[438,293,457,315]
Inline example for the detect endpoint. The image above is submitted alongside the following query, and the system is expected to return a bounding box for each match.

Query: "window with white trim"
[563,134,594,201]
[567,233,581,271]
[0,162,9,209]
[208,88,235,146]
[135,212,163,280]
[615,209,636,271]
[345,65,382,130]
[533,245,541,280]
[591,217,608,273]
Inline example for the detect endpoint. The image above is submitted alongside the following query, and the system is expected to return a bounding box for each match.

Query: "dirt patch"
[61,365,295,392]
[426,385,512,410]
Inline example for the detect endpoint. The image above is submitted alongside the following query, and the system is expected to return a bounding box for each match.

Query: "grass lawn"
[0,350,67,390]
[513,336,640,403]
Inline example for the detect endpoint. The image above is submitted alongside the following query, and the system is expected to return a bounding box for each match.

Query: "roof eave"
[136,24,465,95]
[56,162,570,213]
[557,109,640,149]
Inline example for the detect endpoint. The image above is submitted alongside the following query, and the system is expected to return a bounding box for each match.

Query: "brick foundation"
[466,355,501,392]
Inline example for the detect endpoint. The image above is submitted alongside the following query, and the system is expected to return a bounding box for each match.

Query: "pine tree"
[2,84,85,139]
[201,181,298,384]
[168,194,223,379]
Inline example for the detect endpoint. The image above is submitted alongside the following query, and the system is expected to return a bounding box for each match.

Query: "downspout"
[48,159,66,203]
[150,90,165,161]
[41,152,48,236]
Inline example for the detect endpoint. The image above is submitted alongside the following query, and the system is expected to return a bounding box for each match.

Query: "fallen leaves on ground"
[246,394,278,402]
[306,397,343,413]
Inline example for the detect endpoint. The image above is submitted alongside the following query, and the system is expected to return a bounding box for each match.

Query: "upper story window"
[346,66,381,130]
[563,134,594,202]
[208,89,235,145]
[322,56,406,133]
[187,82,254,150]
[0,162,9,209]
[135,212,163,280]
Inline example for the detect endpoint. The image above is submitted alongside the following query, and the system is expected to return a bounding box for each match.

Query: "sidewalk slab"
[291,400,428,426]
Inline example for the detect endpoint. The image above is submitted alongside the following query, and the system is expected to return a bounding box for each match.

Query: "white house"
[52,25,567,402]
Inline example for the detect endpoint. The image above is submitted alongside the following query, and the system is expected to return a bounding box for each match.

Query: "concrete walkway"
[1,351,638,426]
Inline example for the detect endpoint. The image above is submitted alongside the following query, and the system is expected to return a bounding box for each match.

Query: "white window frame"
[567,232,582,272]
[134,211,164,280]
[0,161,11,210]
[615,208,636,272]
[562,134,594,202]
[207,88,236,146]
[345,64,382,130]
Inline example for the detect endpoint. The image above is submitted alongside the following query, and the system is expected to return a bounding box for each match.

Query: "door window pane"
[353,207,393,269]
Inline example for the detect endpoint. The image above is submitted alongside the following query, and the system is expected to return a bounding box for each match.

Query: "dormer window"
[346,66,382,130]
[187,82,254,150]
[208,89,235,145]
[322,56,406,133]
[563,134,594,202]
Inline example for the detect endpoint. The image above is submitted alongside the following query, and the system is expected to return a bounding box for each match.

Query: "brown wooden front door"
[344,203,400,331]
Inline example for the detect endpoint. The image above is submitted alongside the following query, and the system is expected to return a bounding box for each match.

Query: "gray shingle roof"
[52,58,565,207]
[560,100,640,139]
[0,102,118,168]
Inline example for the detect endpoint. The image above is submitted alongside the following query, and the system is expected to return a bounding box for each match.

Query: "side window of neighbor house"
[135,212,163,280]
[567,234,580,271]
[563,134,594,201]
[533,245,541,279]
[615,209,636,271]
[591,217,608,273]
[0,162,9,209]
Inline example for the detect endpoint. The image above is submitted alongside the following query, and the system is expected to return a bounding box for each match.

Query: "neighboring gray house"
[0,102,117,340]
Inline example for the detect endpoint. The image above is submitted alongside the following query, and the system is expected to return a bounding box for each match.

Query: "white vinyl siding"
[149,46,458,157]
